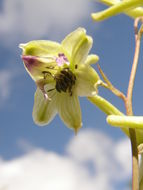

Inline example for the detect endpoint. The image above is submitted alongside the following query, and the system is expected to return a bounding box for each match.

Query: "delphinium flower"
[20,28,100,133]
[92,0,143,21]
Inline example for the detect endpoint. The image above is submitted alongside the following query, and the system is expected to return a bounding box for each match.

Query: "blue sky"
[0,0,142,189]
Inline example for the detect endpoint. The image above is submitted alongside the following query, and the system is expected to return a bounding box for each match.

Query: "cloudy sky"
[0,0,143,189]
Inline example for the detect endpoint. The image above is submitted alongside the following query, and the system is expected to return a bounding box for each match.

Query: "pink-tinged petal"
[22,55,55,82]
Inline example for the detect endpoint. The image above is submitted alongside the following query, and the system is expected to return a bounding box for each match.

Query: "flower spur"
[92,0,143,21]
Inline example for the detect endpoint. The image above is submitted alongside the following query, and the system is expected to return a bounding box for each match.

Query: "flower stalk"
[125,18,143,190]
[97,63,126,104]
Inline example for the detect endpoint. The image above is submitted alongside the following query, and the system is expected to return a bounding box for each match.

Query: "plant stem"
[97,63,126,104]
[126,18,141,115]
[125,18,142,190]
[129,128,139,190]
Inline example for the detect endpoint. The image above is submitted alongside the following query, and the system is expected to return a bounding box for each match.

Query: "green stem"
[88,95,123,116]
[88,95,129,136]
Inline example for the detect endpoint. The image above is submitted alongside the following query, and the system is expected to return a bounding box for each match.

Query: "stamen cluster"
[55,68,76,96]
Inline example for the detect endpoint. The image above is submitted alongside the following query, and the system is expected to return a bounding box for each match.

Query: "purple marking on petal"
[22,55,36,64]
[58,53,65,57]
[55,53,69,66]
[22,55,39,72]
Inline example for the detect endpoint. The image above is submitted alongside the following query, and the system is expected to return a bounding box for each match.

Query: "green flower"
[92,0,143,21]
[20,28,100,133]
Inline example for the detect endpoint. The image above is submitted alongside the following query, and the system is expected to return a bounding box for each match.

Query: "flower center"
[55,68,76,96]
[42,53,76,97]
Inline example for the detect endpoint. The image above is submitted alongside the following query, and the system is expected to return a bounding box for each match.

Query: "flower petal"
[57,93,82,133]
[71,35,93,66]
[61,28,86,58]
[22,55,56,82]
[85,54,99,65]
[32,86,57,126]
[75,64,100,96]
[19,40,63,56]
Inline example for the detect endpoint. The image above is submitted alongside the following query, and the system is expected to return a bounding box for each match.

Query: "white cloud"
[0,70,14,104]
[0,129,131,190]
[67,129,131,188]
[0,0,96,44]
